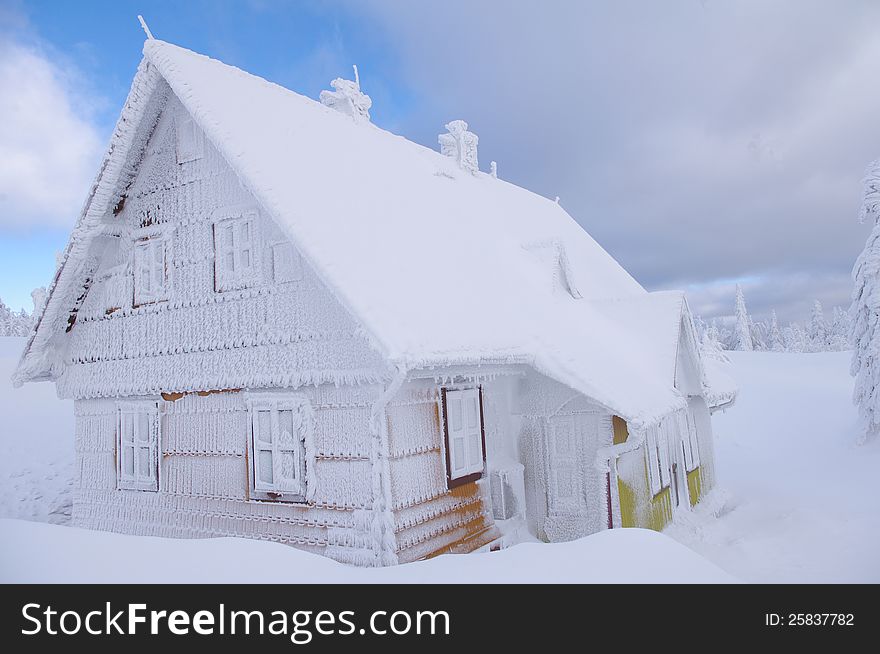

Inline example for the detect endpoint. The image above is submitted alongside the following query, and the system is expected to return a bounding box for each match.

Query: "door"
[541,414,598,541]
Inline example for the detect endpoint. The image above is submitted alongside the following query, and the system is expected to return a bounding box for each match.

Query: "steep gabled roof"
[15,39,704,427]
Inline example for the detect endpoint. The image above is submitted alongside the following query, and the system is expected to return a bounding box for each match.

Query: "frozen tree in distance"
[808,300,828,352]
[830,305,851,351]
[768,310,784,352]
[850,158,880,442]
[733,285,753,351]
[700,324,729,362]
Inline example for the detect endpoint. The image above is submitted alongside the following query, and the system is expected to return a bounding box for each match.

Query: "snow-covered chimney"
[320,65,372,123]
[490,161,497,178]
[439,120,479,175]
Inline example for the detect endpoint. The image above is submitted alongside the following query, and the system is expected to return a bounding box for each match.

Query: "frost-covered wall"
[72,384,382,563]
[63,88,396,563]
[58,88,387,399]
[518,373,612,542]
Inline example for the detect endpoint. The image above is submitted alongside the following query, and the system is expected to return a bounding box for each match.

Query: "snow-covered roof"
[15,39,719,428]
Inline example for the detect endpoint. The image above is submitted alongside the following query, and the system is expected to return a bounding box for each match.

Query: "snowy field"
[0,336,876,583]
[668,351,880,583]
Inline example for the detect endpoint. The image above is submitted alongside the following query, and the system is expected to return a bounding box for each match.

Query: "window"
[645,422,671,496]
[213,210,260,292]
[117,402,159,491]
[247,395,312,501]
[441,387,485,488]
[176,116,203,163]
[133,237,168,306]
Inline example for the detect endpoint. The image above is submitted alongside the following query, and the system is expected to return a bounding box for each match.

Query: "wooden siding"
[386,380,498,563]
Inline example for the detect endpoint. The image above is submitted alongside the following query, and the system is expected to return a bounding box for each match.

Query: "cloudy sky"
[1,0,877,324]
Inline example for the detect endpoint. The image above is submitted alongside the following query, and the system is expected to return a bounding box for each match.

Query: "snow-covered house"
[13,37,735,566]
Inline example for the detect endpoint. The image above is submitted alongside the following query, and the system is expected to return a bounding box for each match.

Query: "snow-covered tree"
[782,322,806,353]
[829,306,851,351]
[768,310,784,352]
[733,285,753,351]
[808,300,828,352]
[850,158,880,442]
[0,297,32,336]
[700,324,729,362]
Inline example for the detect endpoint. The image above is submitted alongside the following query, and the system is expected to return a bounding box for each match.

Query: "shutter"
[688,413,701,469]
[446,392,468,479]
[120,412,136,484]
[657,421,671,488]
[464,389,484,475]
[275,408,303,494]
[151,240,165,299]
[645,427,661,495]
[133,242,149,304]
[238,219,252,274]
[252,409,275,490]
[443,388,484,482]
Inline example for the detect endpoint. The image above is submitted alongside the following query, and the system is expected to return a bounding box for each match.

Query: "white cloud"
[0,37,104,230]
[356,0,880,319]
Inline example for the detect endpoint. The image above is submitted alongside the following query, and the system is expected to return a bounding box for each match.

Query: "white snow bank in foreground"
[0,337,73,524]
[0,519,736,584]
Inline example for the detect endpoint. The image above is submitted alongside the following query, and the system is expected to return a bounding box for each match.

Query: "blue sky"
[1,0,418,311]
[1,1,879,323]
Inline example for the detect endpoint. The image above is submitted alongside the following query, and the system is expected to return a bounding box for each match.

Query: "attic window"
[133,236,168,306]
[213,209,261,292]
[176,116,203,164]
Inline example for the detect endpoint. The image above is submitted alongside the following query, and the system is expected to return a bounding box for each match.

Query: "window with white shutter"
[441,387,486,489]
[117,402,160,492]
[248,395,312,502]
[645,423,671,497]
[132,237,168,306]
[213,211,261,292]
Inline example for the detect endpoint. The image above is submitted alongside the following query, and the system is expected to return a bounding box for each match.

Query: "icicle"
[438,120,479,175]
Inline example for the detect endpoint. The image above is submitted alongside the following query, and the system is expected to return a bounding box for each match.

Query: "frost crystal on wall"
[438,120,479,175]
[319,67,372,123]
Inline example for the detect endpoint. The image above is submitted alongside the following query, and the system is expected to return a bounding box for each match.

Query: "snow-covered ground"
[0,336,876,582]
[667,351,880,583]
[0,337,73,525]
[0,518,733,583]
